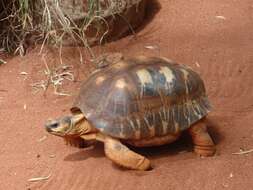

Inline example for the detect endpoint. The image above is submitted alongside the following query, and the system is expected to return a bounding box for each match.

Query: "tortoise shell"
[71,56,211,140]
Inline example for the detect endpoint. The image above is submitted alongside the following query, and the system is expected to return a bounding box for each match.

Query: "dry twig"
[28,174,51,182]
[232,149,253,155]
[31,56,74,96]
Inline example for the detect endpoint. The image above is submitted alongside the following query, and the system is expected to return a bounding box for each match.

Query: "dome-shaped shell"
[71,56,211,140]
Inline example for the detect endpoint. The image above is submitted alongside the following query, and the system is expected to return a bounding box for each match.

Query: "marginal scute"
[72,57,211,140]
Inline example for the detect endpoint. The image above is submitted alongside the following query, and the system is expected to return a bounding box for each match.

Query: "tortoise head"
[45,114,87,137]
[45,114,94,148]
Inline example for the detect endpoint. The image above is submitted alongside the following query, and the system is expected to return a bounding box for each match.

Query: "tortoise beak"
[45,125,53,132]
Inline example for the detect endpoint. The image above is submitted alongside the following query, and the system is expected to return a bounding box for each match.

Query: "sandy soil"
[1,0,253,189]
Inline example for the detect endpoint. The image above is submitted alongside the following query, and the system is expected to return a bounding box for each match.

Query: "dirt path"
[1,0,253,189]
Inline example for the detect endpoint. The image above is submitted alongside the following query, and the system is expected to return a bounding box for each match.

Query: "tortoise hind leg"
[188,119,216,156]
[81,133,151,170]
[104,136,151,170]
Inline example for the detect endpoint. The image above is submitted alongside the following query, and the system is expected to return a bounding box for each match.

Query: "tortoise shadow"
[64,142,104,162]
[130,117,223,160]
[205,117,224,145]
[130,133,192,160]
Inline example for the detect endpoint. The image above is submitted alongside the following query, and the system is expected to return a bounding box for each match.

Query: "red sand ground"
[1,0,253,189]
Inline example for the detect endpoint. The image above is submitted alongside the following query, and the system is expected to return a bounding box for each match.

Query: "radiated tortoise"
[45,56,216,170]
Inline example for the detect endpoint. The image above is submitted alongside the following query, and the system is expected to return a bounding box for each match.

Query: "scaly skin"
[188,118,216,156]
[81,133,151,170]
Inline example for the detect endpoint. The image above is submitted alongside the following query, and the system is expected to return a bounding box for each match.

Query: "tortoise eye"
[50,122,59,128]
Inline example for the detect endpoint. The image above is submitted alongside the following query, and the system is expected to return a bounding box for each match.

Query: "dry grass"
[0,0,136,56]
[30,54,75,96]
[0,0,143,62]
[0,0,142,95]
[0,0,97,56]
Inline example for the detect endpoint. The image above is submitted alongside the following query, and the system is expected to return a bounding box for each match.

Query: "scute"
[71,57,211,140]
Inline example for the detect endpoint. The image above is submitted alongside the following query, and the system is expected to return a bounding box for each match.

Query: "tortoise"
[45,56,216,170]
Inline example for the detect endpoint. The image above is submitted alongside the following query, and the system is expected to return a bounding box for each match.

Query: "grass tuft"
[0,0,141,56]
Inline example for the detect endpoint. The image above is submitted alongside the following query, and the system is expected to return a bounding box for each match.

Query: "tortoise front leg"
[188,119,216,156]
[104,136,151,170]
[81,133,151,170]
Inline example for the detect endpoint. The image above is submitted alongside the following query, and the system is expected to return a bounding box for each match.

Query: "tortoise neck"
[76,119,96,135]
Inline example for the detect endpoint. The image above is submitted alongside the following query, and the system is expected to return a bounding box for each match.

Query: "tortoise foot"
[194,144,216,157]
[104,136,151,170]
[188,118,216,157]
